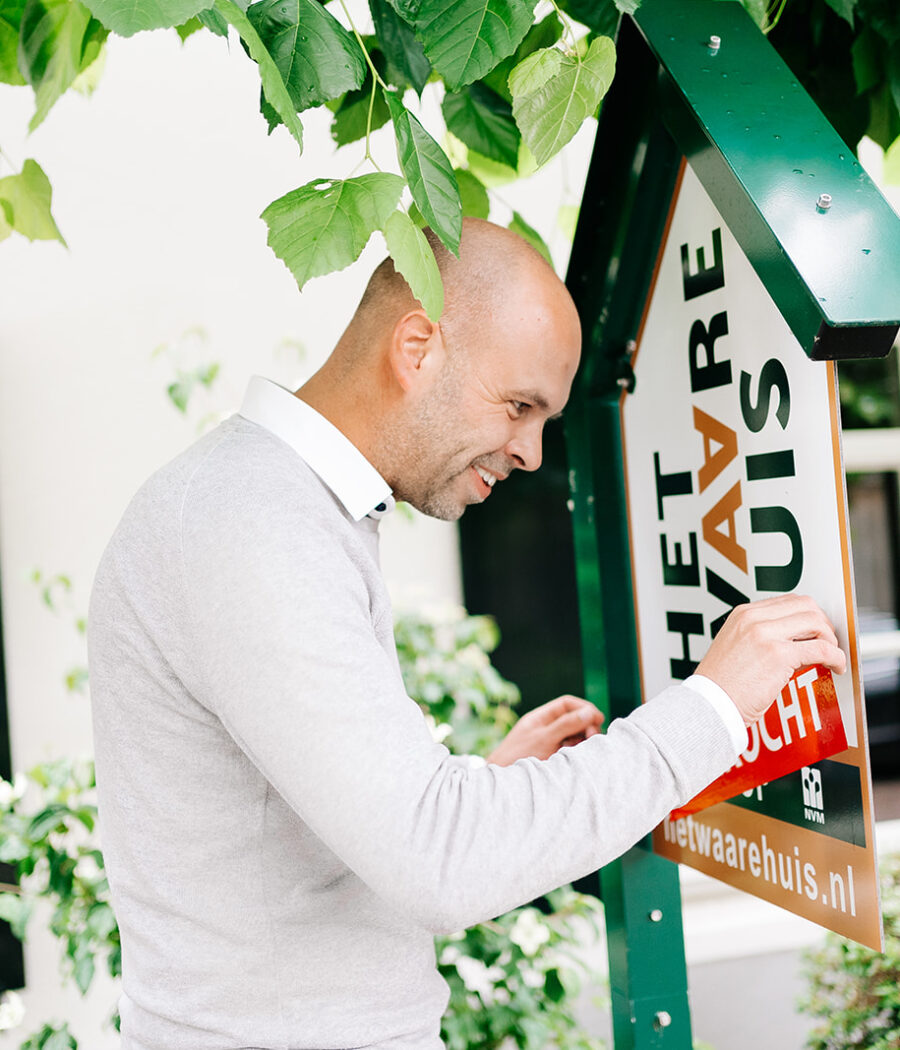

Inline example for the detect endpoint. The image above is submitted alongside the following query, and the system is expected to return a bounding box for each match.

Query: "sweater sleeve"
[180,474,739,935]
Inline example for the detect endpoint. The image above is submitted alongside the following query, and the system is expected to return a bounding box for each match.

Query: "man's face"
[395,299,581,521]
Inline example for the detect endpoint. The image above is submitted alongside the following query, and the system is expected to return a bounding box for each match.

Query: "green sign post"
[565,3,900,1047]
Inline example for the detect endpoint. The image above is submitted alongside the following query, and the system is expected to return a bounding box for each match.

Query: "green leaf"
[18,0,105,129]
[455,167,489,218]
[556,202,578,242]
[0,159,65,244]
[73,948,95,994]
[0,891,31,939]
[867,79,900,149]
[369,0,429,94]
[80,0,210,33]
[509,36,616,166]
[737,0,768,30]
[823,0,857,25]
[215,0,304,151]
[385,90,461,253]
[246,0,365,112]
[889,40,900,117]
[384,0,419,18]
[42,1026,77,1050]
[86,901,118,938]
[70,38,106,94]
[175,13,202,37]
[197,3,228,34]
[543,966,565,1002]
[884,133,900,184]
[331,77,391,146]
[415,0,533,90]
[383,209,443,319]
[442,81,520,168]
[0,0,27,84]
[28,802,69,839]
[262,172,405,290]
[509,210,552,265]
[481,12,562,102]
[852,26,884,96]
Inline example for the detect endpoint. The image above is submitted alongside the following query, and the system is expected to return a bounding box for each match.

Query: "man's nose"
[506,427,543,472]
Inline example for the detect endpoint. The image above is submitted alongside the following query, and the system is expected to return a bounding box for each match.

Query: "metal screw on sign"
[707,34,721,53]
[816,193,833,212]
[649,909,663,922]
[654,1011,673,1030]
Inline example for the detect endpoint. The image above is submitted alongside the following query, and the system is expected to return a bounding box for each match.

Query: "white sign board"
[621,161,882,949]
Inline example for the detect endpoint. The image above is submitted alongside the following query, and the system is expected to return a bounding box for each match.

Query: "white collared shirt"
[239,375,394,523]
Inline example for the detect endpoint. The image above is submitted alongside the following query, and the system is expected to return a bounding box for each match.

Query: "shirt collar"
[238,376,394,522]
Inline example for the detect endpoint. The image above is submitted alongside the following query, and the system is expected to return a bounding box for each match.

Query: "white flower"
[509,909,551,956]
[456,645,489,670]
[454,955,505,1003]
[520,965,545,988]
[423,714,453,744]
[0,991,25,1031]
[439,944,461,966]
[0,774,26,809]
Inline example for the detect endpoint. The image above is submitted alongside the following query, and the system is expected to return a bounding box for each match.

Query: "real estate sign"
[621,161,883,949]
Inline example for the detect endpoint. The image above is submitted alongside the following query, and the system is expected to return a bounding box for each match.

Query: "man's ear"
[388,310,445,392]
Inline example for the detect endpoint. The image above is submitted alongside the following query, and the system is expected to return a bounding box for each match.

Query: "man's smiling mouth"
[474,465,499,488]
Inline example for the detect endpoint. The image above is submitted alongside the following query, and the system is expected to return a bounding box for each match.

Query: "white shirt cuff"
[683,673,748,755]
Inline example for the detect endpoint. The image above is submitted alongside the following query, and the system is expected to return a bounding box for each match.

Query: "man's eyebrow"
[516,392,564,421]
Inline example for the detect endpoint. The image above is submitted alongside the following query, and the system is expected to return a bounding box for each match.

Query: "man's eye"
[510,401,529,416]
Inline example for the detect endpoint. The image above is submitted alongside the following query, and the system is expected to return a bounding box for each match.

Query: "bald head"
[344,217,579,363]
[297,217,582,519]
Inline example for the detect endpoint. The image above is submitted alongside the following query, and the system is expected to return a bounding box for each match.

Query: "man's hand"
[487,695,604,766]
[696,594,847,726]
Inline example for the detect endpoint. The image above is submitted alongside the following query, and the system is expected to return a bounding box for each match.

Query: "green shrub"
[799,854,900,1049]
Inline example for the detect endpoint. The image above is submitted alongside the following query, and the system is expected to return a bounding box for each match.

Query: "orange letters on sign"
[693,406,738,492]
[701,481,748,573]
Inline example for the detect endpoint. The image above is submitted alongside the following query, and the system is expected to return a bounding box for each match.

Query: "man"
[88,219,846,1050]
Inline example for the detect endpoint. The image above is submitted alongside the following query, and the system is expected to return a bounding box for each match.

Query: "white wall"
[0,19,591,1044]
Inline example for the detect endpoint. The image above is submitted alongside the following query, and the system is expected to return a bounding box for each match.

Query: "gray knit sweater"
[88,413,738,1050]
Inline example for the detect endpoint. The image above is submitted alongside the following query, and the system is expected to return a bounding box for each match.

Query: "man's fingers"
[790,639,847,676]
[755,609,840,649]
[529,694,592,725]
[548,704,604,742]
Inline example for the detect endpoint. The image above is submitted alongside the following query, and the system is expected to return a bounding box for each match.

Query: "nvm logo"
[802,766,825,824]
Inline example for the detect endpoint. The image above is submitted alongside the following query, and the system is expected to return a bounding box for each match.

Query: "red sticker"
[671,665,847,819]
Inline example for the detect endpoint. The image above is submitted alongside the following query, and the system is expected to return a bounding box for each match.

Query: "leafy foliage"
[78,0,207,37]
[17,0,106,130]
[509,36,616,167]
[369,0,430,94]
[438,888,606,1050]
[386,89,461,253]
[455,166,489,218]
[262,172,404,287]
[0,757,121,1009]
[0,158,65,243]
[247,0,366,113]
[3,0,900,324]
[414,0,533,91]
[383,207,443,318]
[799,853,900,1048]
[214,0,305,150]
[442,81,520,168]
[509,209,552,265]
